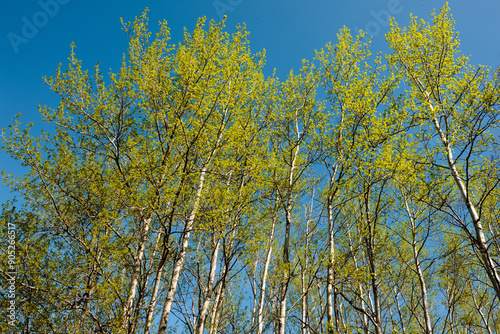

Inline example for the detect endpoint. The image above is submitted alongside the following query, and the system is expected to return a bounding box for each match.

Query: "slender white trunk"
[143,265,164,334]
[257,212,277,334]
[209,173,243,334]
[363,195,382,334]
[251,260,259,330]
[370,263,383,334]
[194,239,220,334]
[157,166,208,334]
[403,196,432,334]
[123,216,151,332]
[326,199,336,333]
[144,231,165,334]
[326,166,339,333]
[339,300,346,331]
[348,230,369,334]
[301,269,308,334]
[278,132,300,334]
[132,230,164,334]
[301,203,311,334]
[392,284,406,333]
[209,266,227,334]
[434,112,500,298]
[359,285,369,334]
[420,86,500,300]
[208,282,223,334]
[78,247,102,331]
[278,207,292,334]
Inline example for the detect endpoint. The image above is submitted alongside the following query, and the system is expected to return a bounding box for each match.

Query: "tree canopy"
[2,4,500,334]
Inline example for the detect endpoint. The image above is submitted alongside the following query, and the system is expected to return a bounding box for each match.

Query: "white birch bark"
[278,142,299,334]
[257,212,276,334]
[423,90,500,299]
[326,198,337,334]
[402,196,433,334]
[157,99,228,333]
[157,165,208,334]
[209,262,227,334]
[402,69,500,300]
[122,216,152,332]
[348,229,369,334]
[194,239,220,334]
[392,284,406,333]
[144,231,165,334]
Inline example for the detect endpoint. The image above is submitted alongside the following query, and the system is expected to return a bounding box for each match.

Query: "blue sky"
[1,0,499,205]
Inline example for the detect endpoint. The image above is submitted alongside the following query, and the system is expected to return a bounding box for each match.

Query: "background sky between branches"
[1,0,499,205]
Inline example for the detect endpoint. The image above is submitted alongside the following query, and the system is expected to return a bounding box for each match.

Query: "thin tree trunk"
[363,192,383,334]
[433,112,500,299]
[194,239,220,334]
[157,166,208,334]
[278,135,300,334]
[209,220,239,334]
[392,283,406,333]
[359,285,369,334]
[301,269,308,334]
[78,247,102,331]
[367,251,382,334]
[326,199,337,334]
[123,216,152,332]
[348,229,369,334]
[338,299,346,331]
[251,260,259,330]
[209,263,227,334]
[326,163,340,334]
[130,281,147,334]
[257,208,277,334]
[208,281,223,334]
[144,231,166,334]
[301,201,311,334]
[402,196,433,334]
[278,212,292,334]
[421,86,500,300]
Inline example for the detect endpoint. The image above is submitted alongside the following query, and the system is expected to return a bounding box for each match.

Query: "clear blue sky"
[1,0,499,205]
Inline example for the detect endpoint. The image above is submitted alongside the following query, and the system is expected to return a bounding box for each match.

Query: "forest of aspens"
[1,4,500,334]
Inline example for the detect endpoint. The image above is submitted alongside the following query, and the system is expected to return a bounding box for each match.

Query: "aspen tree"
[387,3,500,301]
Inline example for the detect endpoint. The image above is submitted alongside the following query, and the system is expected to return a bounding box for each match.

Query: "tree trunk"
[425,87,500,300]
[326,199,338,334]
[251,260,259,330]
[257,208,277,334]
[209,258,228,334]
[392,284,406,333]
[123,216,152,332]
[403,197,433,334]
[348,229,369,334]
[362,192,383,334]
[77,247,101,332]
[157,166,208,334]
[301,201,311,334]
[301,269,308,334]
[278,136,300,334]
[194,239,220,334]
[144,231,165,334]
